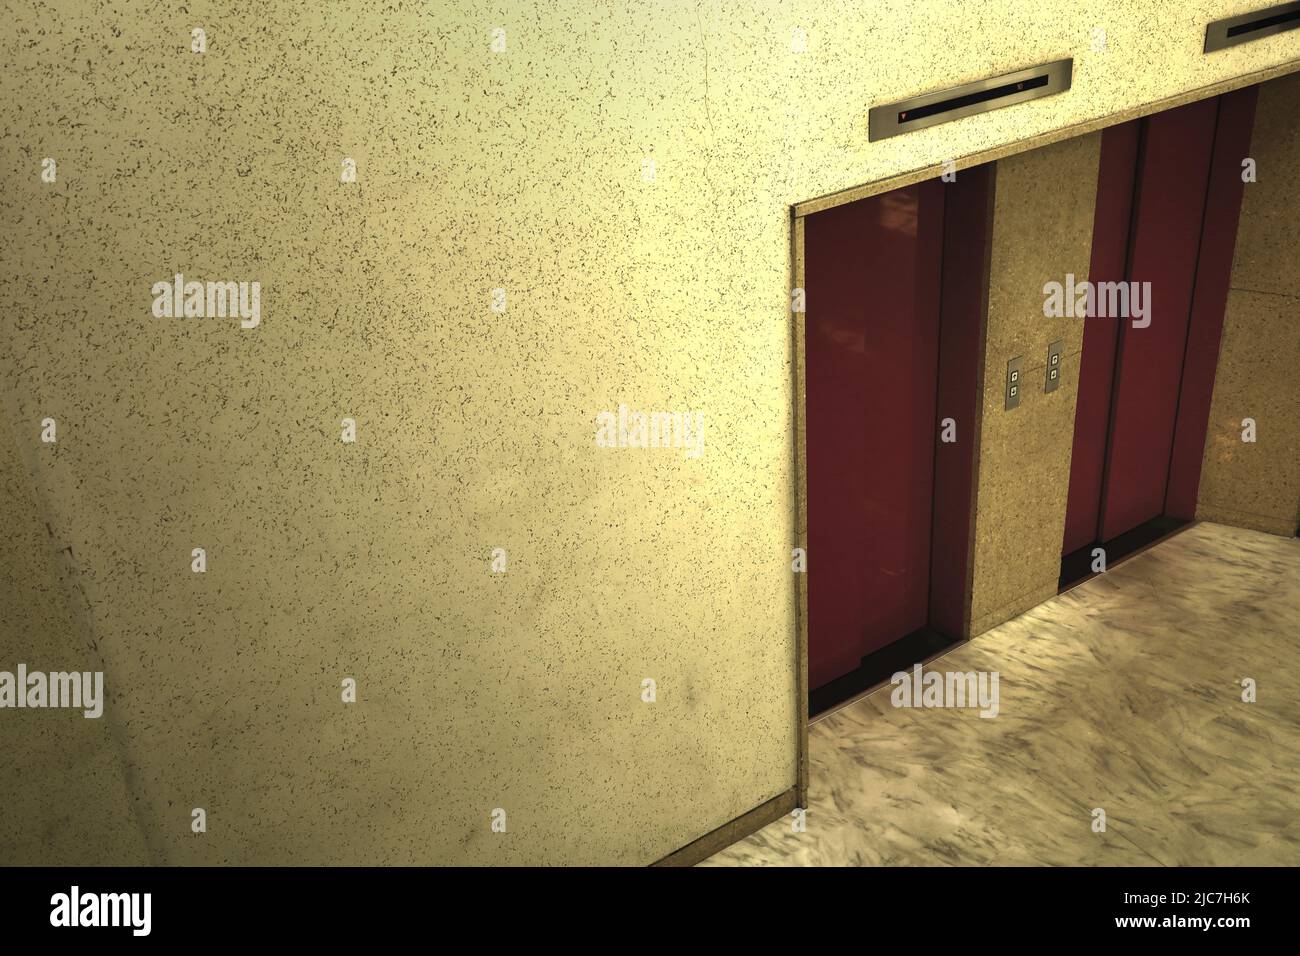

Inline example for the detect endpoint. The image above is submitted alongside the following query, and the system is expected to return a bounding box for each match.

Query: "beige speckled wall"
[968,135,1102,637]
[1197,72,1300,537]
[1,2,1298,864]
[0,413,153,864]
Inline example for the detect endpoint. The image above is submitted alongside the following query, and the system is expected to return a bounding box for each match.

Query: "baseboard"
[652,788,798,867]
[1196,504,1298,538]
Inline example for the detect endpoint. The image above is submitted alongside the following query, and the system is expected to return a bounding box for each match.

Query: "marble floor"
[704,521,1300,866]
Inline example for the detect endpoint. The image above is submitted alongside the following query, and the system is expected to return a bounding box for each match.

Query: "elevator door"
[805,180,945,691]
[1063,89,1257,561]
[1099,99,1217,541]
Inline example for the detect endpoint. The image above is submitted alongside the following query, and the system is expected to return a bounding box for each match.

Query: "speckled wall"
[1197,72,1300,537]
[2,2,1298,865]
[0,414,152,864]
[968,135,1102,637]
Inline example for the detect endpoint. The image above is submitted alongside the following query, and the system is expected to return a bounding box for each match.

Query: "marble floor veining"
[704,521,1300,866]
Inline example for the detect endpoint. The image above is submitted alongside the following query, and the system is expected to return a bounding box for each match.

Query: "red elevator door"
[1099,99,1217,541]
[805,180,945,690]
[1063,89,1257,557]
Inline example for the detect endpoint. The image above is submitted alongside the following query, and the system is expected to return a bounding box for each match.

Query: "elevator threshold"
[1059,515,1193,593]
[809,627,962,721]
